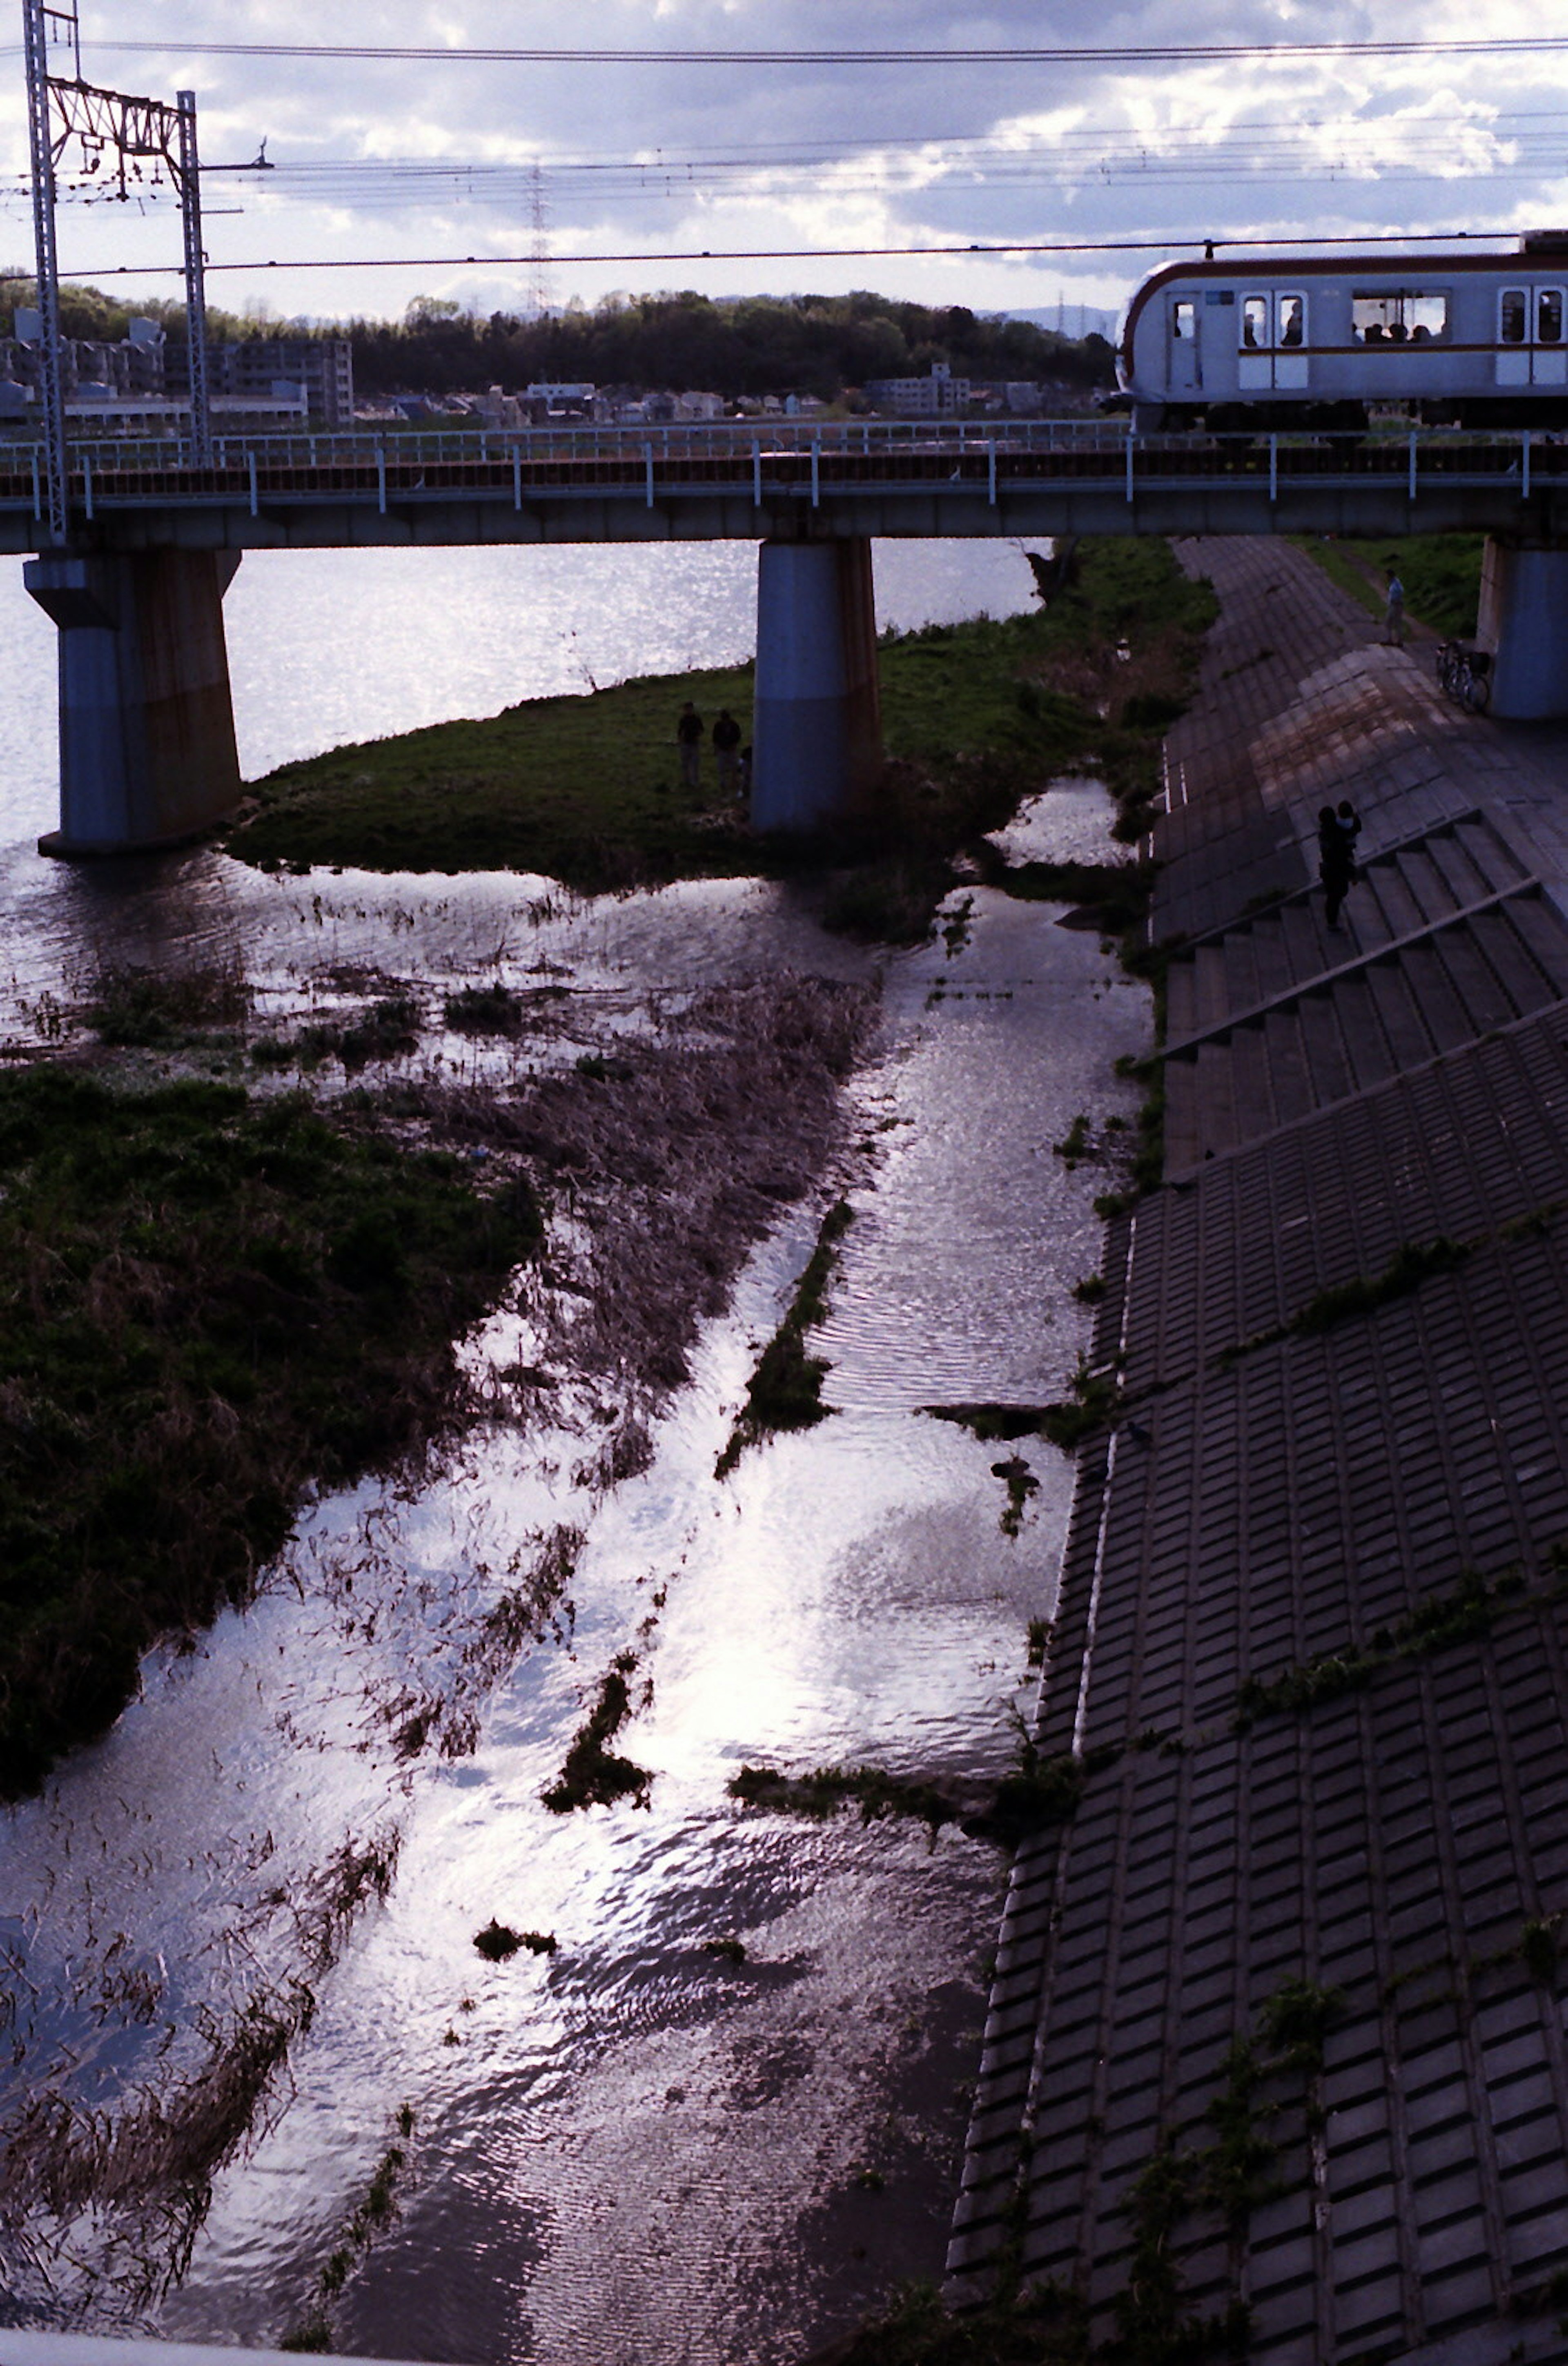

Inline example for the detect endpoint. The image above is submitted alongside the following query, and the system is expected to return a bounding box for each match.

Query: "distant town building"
[864,361,971,416]
[4,317,353,429]
[194,338,354,428]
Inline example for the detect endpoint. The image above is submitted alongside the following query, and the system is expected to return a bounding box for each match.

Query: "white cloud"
[1,0,1567,324]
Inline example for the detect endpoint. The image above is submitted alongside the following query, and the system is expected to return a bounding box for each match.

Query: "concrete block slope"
[949,534,1568,2363]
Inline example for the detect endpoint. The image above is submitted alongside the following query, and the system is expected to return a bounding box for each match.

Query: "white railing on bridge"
[3,414,1123,477]
[0,420,1557,520]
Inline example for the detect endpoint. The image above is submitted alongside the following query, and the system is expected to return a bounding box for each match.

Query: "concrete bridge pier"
[751,537,881,831]
[26,548,243,856]
[1477,537,1568,719]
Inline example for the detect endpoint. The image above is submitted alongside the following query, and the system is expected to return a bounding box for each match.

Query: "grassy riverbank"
[0,1064,537,1797]
[225,538,1217,926]
[1294,532,1484,639]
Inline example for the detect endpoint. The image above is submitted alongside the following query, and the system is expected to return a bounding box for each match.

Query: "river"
[0,540,1148,2364]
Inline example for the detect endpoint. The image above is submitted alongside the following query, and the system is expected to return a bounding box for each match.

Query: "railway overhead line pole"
[19,0,241,853]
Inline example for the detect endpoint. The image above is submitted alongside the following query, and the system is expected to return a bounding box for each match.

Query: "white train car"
[1116,233,1568,432]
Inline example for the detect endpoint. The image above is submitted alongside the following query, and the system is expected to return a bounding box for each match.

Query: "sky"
[4,1,1568,334]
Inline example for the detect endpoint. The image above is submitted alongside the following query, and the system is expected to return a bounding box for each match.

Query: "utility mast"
[22,0,71,543]
[21,0,214,543]
[527,160,551,319]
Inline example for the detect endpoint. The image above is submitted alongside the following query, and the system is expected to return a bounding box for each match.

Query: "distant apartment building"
[3,312,168,400]
[193,338,354,428]
[2,316,354,428]
[864,361,971,416]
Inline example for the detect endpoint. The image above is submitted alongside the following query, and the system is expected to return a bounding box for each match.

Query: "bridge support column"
[26,548,243,856]
[751,537,881,831]
[1477,538,1568,720]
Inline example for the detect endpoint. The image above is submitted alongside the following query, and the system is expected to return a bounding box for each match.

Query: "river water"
[0,541,1148,2364]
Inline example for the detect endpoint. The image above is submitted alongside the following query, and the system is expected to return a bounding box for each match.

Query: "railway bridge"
[6,416,1568,853]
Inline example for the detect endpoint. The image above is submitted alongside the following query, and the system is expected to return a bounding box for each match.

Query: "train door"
[1238,292,1309,391]
[1169,297,1200,392]
[1495,287,1566,385]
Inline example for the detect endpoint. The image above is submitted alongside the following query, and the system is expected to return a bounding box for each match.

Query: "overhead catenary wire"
[22,33,1568,65]
[5,99,1561,217]
[47,225,1536,280]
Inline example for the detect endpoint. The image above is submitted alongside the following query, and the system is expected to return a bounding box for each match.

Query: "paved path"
[948,538,1568,2365]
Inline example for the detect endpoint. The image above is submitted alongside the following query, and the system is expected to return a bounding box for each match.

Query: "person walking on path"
[1319,800,1361,930]
[1383,569,1408,646]
[712,708,743,799]
[676,700,704,793]
[1333,797,1362,868]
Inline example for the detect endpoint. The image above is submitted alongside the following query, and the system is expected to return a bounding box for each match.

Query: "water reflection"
[0,538,1145,2365]
[0,538,1049,848]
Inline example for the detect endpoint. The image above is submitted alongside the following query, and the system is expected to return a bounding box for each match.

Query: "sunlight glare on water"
[0,532,1151,2365]
[0,537,1050,847]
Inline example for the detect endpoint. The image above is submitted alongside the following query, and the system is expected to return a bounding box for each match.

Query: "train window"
[1278,295,1305,347]
[1241,295,1270,350]
[1500,289,1528,344]
[1172,299,1196,341]
[1352,291,1449,343]
[1540,289,1564,343]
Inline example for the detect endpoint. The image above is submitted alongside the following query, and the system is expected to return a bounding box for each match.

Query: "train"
[1114,232,1568,433]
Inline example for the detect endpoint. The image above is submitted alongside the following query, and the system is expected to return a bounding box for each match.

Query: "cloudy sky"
[4,1,1568,331]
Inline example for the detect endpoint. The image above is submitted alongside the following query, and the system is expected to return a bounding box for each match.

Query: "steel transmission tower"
[528,160,552,319]
[21,0,214,543]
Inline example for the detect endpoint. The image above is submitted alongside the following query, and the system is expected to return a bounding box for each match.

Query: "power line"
[22,34,1568,65]
[54,227,1526,281]
[9,101,1557,215]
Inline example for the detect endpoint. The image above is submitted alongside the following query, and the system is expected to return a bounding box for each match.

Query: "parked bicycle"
[1436,640,1492,713]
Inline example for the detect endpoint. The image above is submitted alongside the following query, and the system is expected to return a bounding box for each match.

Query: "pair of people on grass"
[675,702,745,798]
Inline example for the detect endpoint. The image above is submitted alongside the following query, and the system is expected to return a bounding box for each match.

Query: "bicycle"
[1435,639,1492,714]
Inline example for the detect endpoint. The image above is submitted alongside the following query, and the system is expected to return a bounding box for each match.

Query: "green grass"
[225,539,1218,924]
[1294,532,1485,639]
[715,1199,854,1475]
[540,1651,653,1812]
[0,1063,538,1797]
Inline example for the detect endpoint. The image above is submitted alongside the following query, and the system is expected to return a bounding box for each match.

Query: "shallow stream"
[0,541,1148,2364]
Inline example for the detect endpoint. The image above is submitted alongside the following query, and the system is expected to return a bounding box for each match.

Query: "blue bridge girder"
[2,419,1567,553]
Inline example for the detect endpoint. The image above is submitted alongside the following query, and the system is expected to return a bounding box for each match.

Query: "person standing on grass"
[1384,569,1408,646]
[676,700,704,792]
[713,708,742,798]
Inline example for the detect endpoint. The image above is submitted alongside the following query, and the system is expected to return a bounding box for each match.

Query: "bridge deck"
[1,424,1565,550]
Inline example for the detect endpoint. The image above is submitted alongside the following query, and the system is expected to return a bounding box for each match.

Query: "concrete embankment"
[949,537,1568,2362]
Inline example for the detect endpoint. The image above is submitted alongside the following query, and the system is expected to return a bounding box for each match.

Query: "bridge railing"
[0,422,1561,517]
[2,414,1123,476]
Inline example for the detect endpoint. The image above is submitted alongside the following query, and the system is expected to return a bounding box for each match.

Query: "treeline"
[0,270,1114,400]
[352,290,1115,401]
[0,271,263,350]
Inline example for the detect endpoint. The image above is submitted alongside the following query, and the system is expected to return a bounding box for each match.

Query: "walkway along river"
[0,542,1151,2361]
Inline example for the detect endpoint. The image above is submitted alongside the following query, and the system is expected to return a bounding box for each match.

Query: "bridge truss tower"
[21,0,213,541]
